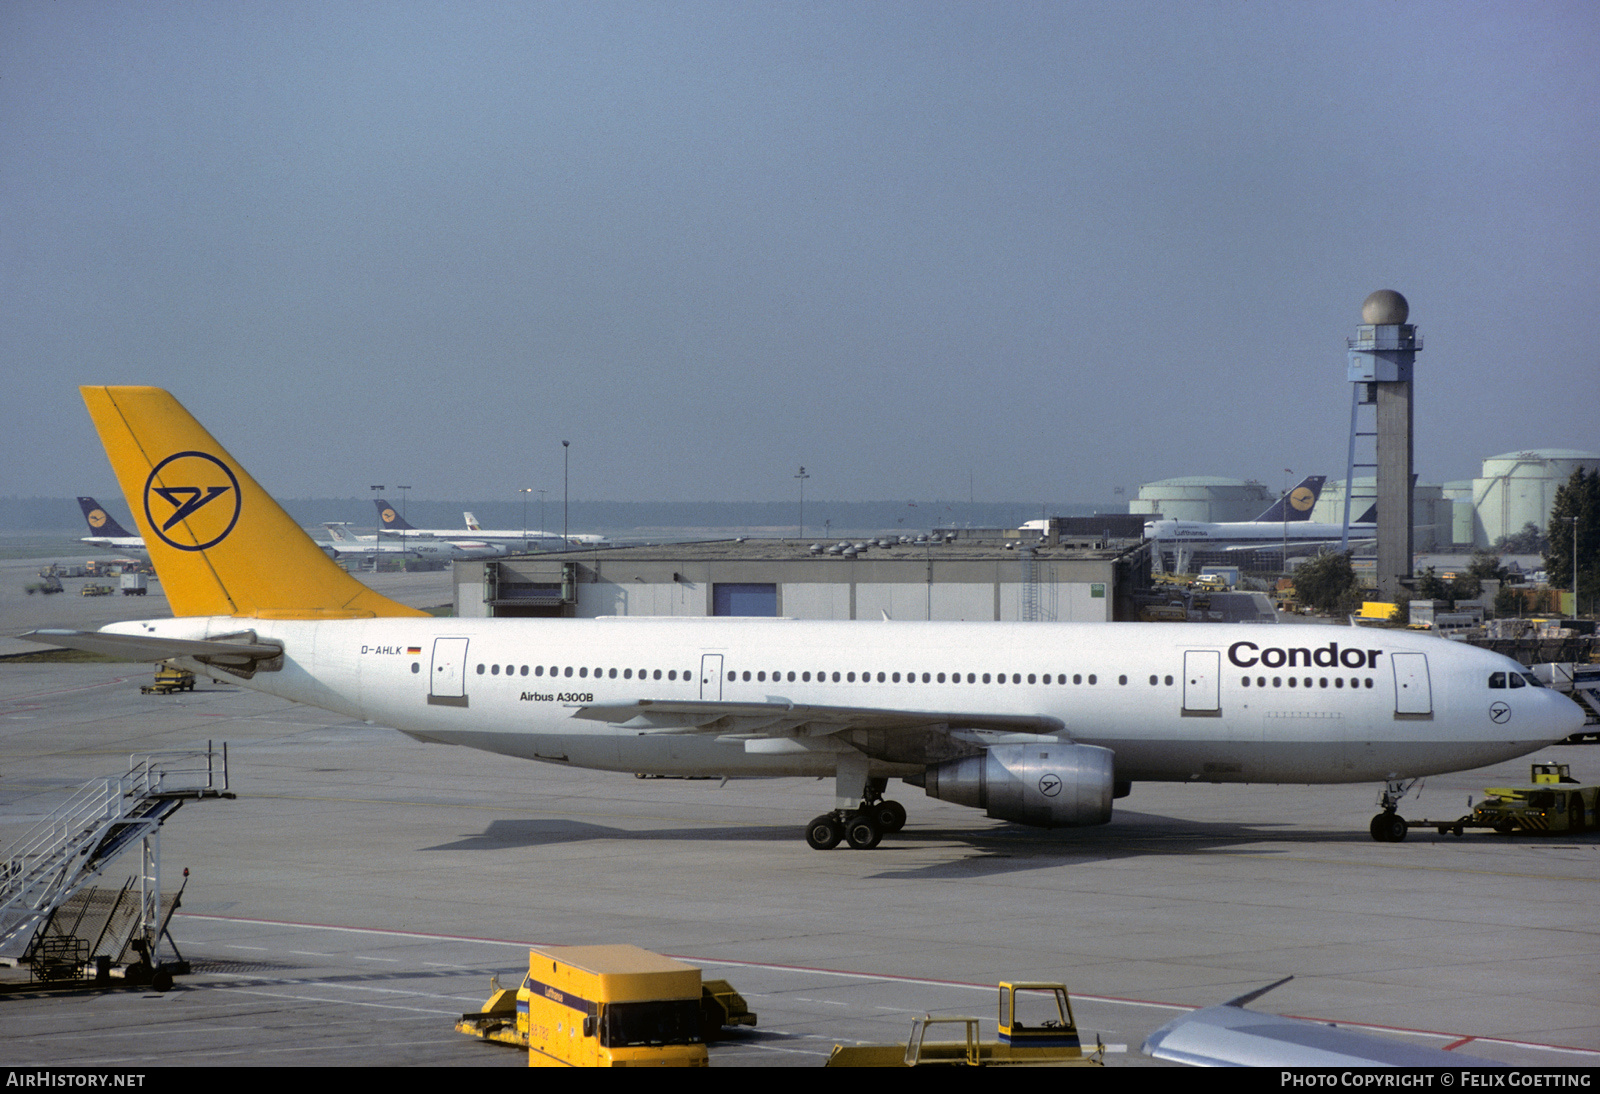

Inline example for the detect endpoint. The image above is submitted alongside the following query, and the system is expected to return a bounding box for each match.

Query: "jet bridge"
[0,743,232,988]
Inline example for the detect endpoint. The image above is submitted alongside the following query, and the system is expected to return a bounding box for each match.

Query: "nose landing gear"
[1369,777,1418,842]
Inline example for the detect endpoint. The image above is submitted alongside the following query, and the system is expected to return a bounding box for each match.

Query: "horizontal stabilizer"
[21,628,282,664]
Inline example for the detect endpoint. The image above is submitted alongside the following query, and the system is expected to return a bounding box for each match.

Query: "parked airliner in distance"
[465,511,610,548]
[1144,475,1382,555]
[76,496,146,552]
[375,500,609,551]
[29,389,1584,850]
[320,522,464,562]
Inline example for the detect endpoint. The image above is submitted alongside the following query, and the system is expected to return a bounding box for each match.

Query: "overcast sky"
[3,1,1595,508]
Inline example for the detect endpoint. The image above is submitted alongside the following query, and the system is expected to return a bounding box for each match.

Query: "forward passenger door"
[1183,650,1221,715]
[1392,652,1432,715]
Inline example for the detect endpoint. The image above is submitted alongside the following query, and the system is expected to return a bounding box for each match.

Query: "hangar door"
[713,583,777,616]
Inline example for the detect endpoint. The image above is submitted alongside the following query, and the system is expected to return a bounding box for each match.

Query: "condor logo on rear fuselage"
[1228,641,1382,670]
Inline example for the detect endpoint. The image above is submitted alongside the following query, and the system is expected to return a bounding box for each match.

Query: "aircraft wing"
[1141,979,1499,1067]
[572,698,1063,764]
[21,629,282,665]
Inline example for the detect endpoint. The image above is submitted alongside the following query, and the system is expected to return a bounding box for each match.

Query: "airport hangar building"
[452,532,1151,623]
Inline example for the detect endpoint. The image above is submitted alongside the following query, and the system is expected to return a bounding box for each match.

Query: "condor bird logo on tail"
[143,451,241,551]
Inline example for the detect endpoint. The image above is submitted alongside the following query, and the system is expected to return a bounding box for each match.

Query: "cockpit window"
[1521,673,1544,688]
[1488,672,1506,689]
[1509,674,1526,688]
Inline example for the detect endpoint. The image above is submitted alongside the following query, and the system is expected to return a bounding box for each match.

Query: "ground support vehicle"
[824,981,1104,1067]
[120,573,148,596]
[80,583,114,597]
[1411,763,1597,836]
[458,970,755,1051]
[458,944,710,1066]
[140,667,196,695]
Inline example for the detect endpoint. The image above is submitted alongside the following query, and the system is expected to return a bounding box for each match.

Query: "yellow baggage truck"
[517,944,708,1067]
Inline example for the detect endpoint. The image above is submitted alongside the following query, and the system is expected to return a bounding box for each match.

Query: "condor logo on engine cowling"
[143,451,242,552]
[1228,641,1381,670]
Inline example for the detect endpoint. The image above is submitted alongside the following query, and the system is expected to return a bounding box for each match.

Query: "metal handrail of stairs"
[0,742,231,963]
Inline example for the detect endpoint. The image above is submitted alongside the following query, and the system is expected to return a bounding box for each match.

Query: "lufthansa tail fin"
[1251,476,1326,523]
[373,498,416,531]
[80,387,425,620]
[77,496,135,538]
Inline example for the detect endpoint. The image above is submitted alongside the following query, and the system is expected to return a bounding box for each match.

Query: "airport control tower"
[1345,290,1421,599]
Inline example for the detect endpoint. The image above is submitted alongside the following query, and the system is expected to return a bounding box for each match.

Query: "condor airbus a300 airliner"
[30,388,1583,850]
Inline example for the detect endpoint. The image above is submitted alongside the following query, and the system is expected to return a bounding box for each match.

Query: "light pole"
[1566,515,1579,615]
[396,485,410,559]
[794,466,809,540]
[519,488,534,537]
[369,486,385,571]
[562,441,570,548]
[1282,469,1292,572]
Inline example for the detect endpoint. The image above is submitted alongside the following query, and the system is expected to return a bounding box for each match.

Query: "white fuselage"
[382,527,608,549]
[105,616,1582,786]
[1145,519,1373,547]
[80,535,147,551]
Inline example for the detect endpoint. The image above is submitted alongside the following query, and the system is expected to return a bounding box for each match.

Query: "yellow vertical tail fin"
[81,386,427,619]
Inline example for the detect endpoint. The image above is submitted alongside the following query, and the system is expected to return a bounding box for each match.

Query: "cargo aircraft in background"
[28,389,1583,850]
[374,500,609,551]
[76,496,147,552]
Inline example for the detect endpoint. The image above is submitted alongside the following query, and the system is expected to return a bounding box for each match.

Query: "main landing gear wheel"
[845,813,882,850]
[867,800,907,834]
[805,814,843,850]
[1369,812,1408,842]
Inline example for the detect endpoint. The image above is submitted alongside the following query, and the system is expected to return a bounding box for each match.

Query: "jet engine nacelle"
[921,742,1115,828]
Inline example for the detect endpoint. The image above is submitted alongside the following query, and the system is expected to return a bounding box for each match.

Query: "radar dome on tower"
[1361,289,1409,325]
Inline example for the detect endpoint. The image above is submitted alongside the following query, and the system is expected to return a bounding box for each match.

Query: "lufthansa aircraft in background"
[1143,475,1381,556]
[373,499,609,550]
[76,496,147,552]
[29,389,1583,851]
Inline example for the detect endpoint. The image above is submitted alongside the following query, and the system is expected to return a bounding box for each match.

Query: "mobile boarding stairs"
[0,743,232,985]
